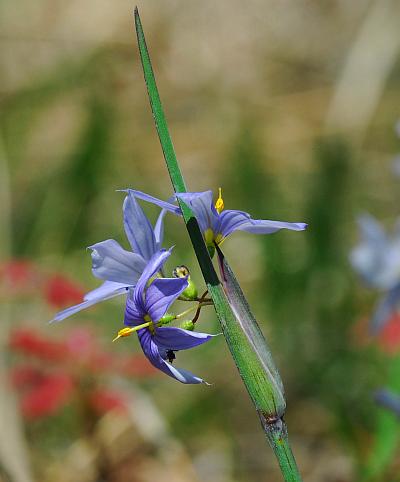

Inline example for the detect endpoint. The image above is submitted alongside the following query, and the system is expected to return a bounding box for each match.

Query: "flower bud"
[173,265,198,300]
[173,265,189,278]
[158,313,175,326]
[180,320,195,331]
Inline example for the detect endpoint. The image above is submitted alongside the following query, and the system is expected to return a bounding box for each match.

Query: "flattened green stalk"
[133,8,303,481]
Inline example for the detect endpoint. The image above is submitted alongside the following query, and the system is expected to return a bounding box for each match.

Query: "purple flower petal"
[51,288,126,323]
[154,209,167,248]
[176,191,218,234]
[164,365,206,384]
[123,189,180,215]
[235,219,307,235]
[124,293,146,325]
[123,191,157,260]
[132,249,172,314]
[146,277,188,322]
[137,329,205,384]
[154,326,215,351]
[215,209,306,240]
[89,239,146,285]
[84,280,129,301]
[214,209,251,239]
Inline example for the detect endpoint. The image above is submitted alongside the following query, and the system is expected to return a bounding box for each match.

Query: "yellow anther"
[215,187,224,214]
[112,320,153,342]
[113,327,135,342]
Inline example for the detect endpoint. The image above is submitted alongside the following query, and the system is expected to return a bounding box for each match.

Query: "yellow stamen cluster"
[215,187,224,214]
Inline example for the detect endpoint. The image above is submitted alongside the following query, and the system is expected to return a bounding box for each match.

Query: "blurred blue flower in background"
[52,191,167,322]
[350,214,400,333]
[122,249,214,384]
[391,120,400,177]
[392,155,400,177]
[374,389,400,419]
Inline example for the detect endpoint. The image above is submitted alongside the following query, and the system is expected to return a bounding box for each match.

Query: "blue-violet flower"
[129,189,307,253]
[122,249,214,384]
[52,191,166,322]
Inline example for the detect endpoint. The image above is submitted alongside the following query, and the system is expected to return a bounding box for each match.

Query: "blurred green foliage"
[2,2,400,481]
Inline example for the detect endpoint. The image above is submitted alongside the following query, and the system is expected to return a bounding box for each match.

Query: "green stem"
[134,8,219,287]
[260,415,302,482]
[175,302,213,320]
[133,8,303,482]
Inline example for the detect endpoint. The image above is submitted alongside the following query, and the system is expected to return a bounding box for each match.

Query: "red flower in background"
[352,312,400,355]
[10,329,68,362]
[1,260,35,285]
[5,259,157,421]
[88,389,127,415]
[1,260,85,310]
[378,312,400,355]
[9,327,157,420]
[44,275,85,308]
[11,365,74,419]
[0,260,38,294]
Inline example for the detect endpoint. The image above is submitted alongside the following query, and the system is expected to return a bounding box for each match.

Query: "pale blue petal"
[122,189,180,215]
[123,191,157,260]
[154,209,167,249]
[215,209,306,240]
[145,277,188,322]
[89,239,146,285]
[84,280,129,301]
[214,210,251,238]
[351,214,400,289]
[176,191,217,233]
[236,219,307,235]
[163,364,205,384]
[357,214,387,245]
[154,326,215,351]
[137,329,205,384]
[350,245,381,287]
[51,289,126,323]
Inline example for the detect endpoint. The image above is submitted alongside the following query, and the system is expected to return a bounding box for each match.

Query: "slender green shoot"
[133,7,303,482]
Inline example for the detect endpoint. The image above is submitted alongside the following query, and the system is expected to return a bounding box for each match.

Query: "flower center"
[144,314,155,334]
[215,187,224,214]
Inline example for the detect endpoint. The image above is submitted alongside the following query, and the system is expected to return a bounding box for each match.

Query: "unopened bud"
[182,277,198,300]
[173,265,190,278]
[159,313,175,325]
[180,320,195,331]
[173,265,198,300]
